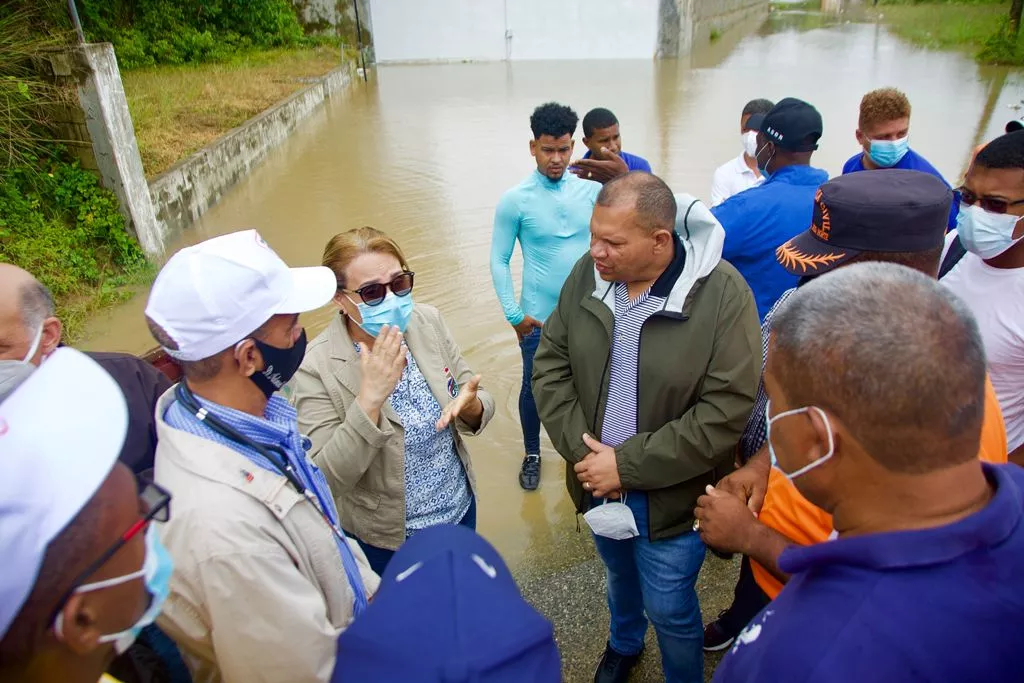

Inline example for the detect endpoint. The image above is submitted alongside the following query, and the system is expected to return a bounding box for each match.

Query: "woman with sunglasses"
[294,227,495,574]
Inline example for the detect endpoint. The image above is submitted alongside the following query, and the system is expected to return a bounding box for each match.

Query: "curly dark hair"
[530,102,578,140]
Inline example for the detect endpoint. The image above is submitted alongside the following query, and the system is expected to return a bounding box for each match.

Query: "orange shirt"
[751,376,1009,598]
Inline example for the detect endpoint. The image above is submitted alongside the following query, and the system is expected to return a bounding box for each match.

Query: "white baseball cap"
[0,348,128,638]
[145,230,337,362]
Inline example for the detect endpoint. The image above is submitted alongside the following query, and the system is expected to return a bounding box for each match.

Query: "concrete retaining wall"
[659,0,770,56]
[148,64,353,241]
[34,44,163,256]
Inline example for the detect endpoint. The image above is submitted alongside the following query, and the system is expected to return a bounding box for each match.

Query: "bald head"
[595,171,677,233]
[769,262,985,473]
[0,264,58,364]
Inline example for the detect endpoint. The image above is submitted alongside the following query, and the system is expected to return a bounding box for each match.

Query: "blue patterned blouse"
[389,350,472,534]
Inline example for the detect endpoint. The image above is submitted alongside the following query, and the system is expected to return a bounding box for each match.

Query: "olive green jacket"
[532,194,761,541]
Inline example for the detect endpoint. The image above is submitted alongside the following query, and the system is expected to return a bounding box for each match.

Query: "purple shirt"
[713,463,1024,683]
[582,149,652,172]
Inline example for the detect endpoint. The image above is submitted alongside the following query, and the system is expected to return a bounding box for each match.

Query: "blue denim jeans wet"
[592,492,706,683]
[518,327,542,455]
[354,496,477,576]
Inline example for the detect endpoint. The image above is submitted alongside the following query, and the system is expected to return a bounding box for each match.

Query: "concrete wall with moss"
[292,0,372,44]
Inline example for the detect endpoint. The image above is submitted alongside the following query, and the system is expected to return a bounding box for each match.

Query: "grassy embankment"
[871,0,1024,64]
[124,46,349,177]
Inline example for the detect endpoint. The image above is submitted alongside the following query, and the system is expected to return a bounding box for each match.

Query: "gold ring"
[584,481,591,490]
[692,519,700,531]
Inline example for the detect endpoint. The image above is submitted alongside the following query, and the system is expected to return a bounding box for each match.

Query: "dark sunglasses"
[49,477,171,621]
[957,186,1024,215]
[345,271,415,306]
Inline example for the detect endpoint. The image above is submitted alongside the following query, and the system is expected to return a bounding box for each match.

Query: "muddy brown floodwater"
[82,8,1024,681]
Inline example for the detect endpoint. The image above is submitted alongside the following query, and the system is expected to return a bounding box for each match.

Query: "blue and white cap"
[0,348,127,638]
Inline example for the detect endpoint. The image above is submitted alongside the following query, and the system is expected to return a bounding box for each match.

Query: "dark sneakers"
[519,454,541,490]
[594,642,643,683]
[703,611,737,652]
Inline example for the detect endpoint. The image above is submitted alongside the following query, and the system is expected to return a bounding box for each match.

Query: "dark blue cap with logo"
[776,169,952,276]
[760,97,823,152]
[333,525,561,683]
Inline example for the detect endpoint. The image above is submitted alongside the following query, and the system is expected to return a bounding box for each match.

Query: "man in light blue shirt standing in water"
[491,102,601,490]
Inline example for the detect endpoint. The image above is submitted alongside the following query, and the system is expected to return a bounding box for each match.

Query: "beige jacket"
[152,390,380,683]
[293,304,494,550]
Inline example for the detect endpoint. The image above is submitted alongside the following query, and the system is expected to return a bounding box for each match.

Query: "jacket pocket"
[350,485,381,511]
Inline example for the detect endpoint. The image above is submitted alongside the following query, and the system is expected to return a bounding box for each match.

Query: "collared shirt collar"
[533,168,567,188]
[734,153,758,178]
[780,463,1022,574]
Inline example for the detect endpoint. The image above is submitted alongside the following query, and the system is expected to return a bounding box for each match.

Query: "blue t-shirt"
[490,170,601,325]
[842,148,958,230]
[583,149,652,173]
[712,165,829,320]
[713,463,1024,683]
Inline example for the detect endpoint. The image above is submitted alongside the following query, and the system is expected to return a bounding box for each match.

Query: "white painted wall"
[370,0,659,63]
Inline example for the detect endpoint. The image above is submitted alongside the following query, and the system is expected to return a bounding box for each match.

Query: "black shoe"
[703,610,737,652]
[519,455,540,490]
[593,642,642,683]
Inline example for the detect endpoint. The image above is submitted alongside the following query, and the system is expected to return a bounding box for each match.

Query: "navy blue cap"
[776,169,952,276]
[760,97,822,152]
[333,525,560,683]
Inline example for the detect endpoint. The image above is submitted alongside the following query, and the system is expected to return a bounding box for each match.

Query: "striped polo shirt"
[600,285,668,448]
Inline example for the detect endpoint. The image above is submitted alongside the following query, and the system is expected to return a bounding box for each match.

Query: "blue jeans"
[592,493,706,683]
[519,327,542,455]
[354,496,477,575]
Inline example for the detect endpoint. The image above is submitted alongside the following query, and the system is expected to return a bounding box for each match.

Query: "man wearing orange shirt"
[697,169,1008,650]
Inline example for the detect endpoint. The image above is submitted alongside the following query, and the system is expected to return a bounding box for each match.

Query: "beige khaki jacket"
[152,389,380,683]
[293,304,494,550]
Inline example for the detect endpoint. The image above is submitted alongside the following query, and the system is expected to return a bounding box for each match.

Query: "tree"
[1011,0,1023,37]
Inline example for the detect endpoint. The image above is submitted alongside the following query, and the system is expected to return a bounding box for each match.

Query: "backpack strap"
[939,235,967,279]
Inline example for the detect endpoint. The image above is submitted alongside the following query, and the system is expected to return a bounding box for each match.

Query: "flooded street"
[82,9,1023,679]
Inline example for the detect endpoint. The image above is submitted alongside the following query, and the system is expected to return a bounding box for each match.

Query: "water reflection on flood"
[82,13,1023,575]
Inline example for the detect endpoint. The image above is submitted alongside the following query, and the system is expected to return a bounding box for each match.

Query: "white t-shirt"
[941,232,1024,451]
[711,153,762,207]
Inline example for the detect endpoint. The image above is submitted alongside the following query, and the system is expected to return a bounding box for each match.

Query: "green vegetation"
[871,0,1024,65]
[77,0,339,69]
[125,46,346,176]
[0,4,150,343]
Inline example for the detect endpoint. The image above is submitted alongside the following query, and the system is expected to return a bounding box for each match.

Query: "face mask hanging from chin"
[0,323,43,400]
[583,492,640,540]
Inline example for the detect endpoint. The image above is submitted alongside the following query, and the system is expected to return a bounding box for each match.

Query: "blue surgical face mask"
[349,292,415,337]
[755,142,775,179]
[868,136,910,168]
[765,399,835,480]
[55,524,174,655]
[957,203,1024,259]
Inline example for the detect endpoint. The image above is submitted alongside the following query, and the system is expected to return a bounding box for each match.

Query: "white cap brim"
[0,348,127,638]
[277,266,338,314]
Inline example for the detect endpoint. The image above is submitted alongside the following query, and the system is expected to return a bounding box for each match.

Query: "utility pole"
[352,0,367,82]
[67,0,86,44]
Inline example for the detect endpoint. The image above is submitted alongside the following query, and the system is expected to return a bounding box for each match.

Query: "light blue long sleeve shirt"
[490,170,601,325]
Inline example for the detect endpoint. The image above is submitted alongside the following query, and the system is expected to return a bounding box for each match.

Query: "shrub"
[78,0,309,68]
[0,150,150,340]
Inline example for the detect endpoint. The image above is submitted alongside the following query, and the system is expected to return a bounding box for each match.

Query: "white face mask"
[765,399,835,480]
[0,323,43,401]
[583,493,639,540]
[956,203,1024,259]
[742,130,759,158]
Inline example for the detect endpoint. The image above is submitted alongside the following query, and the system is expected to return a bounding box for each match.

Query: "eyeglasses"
[957,186,1024,215]
[344,271,415,306]
[49,477,171,619]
